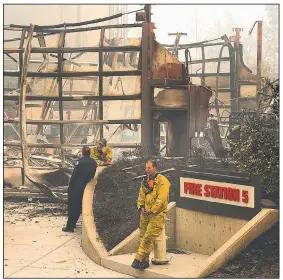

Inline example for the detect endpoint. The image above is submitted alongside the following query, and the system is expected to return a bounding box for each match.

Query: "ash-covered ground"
[4,200,68,223]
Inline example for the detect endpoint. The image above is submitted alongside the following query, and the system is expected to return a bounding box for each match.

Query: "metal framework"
[184,39,237,114]
[162,36,237,136]
[4,19,146,180]
[4,5,225,182]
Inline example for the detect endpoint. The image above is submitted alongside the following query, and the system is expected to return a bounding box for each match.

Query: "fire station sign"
[175,167,261,219]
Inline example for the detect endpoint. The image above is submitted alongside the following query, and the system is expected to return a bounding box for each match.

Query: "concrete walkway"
[4,215,132,278]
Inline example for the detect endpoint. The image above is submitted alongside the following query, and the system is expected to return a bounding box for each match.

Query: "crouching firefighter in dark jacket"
[62,146,97,232]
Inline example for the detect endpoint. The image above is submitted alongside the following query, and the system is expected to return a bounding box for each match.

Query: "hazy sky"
[151,5,267,44]
[4,4,269,44]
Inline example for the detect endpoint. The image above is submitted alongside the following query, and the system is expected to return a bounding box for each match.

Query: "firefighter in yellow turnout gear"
[90,138,113,166]
[131,159,170,270]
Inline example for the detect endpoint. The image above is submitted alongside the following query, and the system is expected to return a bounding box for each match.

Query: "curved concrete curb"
[82,167,108,265]
[82,167,176,264]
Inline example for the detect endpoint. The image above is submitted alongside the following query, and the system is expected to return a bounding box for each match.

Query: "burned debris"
[4,4,279,279]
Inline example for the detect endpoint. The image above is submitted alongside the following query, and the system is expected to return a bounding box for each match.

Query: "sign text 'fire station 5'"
[183,182,249,203]
[180,177,255,208]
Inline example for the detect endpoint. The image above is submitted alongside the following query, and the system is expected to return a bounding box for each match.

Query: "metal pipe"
[4,142,141,148]
[4,95,142,101]
[257,21,263,94]
[215,44,229,122]
[4,23,143,42]
[4,70,142,78]
[4,119,141,124]
[8,8,143,30]
[4,46,142,53]
[57,32,66,167]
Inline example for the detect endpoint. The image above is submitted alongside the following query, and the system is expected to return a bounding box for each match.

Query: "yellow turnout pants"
[135,212,166,262]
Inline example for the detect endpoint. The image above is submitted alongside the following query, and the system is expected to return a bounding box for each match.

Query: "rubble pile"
[4,200,67,222]
[4,168,70,188]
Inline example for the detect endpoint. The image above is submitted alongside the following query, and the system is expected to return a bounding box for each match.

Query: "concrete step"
[101,252,209,278]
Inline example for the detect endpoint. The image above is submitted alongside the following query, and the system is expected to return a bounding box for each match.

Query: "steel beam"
[257,21,262,92]
[4,46,141,54]
[201,46,206,86]
[141,22,153,153]
[19,24,35,185]
[4,70,141,77]
[189,73,231,77]
[57,31,66,167]
[189,57,231,65]
[7,22,143,33]
[4,119,141,124]
[4,94,141,101]
[4,23,143,43]
[163,42,224,49]
[4,142,141,148]
[99,29,104,139]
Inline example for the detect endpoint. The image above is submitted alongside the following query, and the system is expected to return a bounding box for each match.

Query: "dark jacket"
[69,156,97,189]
